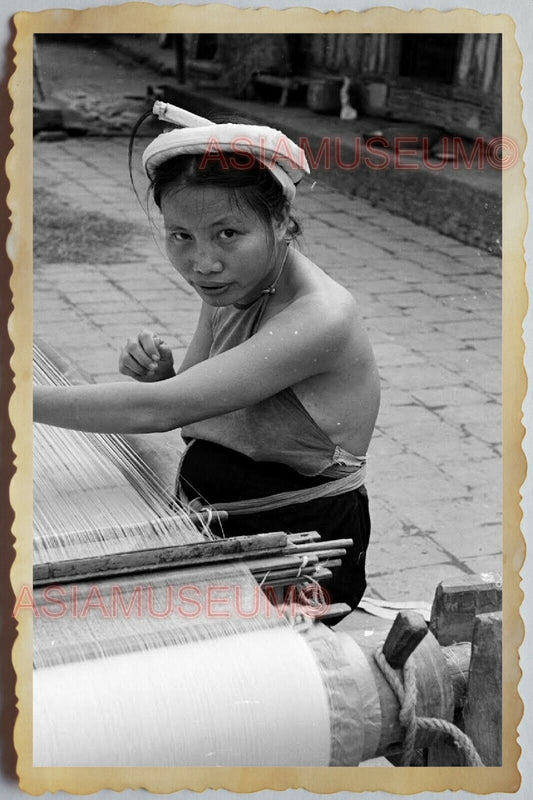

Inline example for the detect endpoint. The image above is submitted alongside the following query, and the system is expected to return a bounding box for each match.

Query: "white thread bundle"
[33,626,332,766]
[33,345,209,565]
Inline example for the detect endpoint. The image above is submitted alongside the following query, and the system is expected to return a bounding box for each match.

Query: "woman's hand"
[119,330,175,382]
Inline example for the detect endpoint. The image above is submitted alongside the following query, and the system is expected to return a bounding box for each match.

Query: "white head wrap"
[142,101,310,202]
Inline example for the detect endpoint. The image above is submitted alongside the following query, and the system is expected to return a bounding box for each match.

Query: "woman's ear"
[272,207,291,242]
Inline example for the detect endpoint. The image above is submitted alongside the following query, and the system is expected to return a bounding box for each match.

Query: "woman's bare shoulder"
[290,257,359,330]
[288,256,377,372]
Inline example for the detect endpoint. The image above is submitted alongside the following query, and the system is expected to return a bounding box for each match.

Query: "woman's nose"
[191,245,223,274]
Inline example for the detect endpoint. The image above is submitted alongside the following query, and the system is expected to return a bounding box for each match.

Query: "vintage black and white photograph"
[10,15,523,790]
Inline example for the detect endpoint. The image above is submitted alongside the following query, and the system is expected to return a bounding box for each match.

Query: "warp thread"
[33,343,212,565]
[373,645,484,767]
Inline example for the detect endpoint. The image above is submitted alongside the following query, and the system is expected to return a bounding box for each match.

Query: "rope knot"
[373,644,484,767]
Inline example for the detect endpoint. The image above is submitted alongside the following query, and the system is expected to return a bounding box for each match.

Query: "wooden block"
[382,610,428,669]
[430,575,502,646]
[463,611,502,766]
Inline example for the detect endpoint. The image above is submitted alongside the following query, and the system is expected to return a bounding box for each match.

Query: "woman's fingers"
[119,349,148,376]
[119,335,154,377]
[119,362,145,379]
[138,329,161,366]
[119,330,175,381]
[154,337,174,365]
[126,331,160,372]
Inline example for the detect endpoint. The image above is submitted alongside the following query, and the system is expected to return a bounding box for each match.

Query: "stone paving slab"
[368,562,473,602]
[33,135,502,604]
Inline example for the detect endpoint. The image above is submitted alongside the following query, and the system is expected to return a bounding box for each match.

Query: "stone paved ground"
[33,132,502,604]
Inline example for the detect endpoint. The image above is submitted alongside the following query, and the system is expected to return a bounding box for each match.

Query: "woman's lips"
[196,282,232,294]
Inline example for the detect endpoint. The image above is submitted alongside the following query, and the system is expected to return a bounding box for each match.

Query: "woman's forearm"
[33,299,345,435]
[33,382,177,434]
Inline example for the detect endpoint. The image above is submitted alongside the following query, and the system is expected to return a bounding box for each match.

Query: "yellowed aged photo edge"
[6,4,526,793]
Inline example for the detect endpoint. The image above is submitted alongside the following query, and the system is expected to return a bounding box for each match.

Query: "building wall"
[299,33,501,138]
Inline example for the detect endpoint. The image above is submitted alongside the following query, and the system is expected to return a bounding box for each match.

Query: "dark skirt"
[179,439,371,610]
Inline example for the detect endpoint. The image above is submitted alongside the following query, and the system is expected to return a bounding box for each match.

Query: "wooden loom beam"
[34,532,287,584]
[34,527,352,590]
[336,576,502,765]
[382,577,503,767]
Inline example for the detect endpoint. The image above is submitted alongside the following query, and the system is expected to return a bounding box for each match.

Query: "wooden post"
[381,610,429,766]
[463,611,502,765]
[382,610,428,669]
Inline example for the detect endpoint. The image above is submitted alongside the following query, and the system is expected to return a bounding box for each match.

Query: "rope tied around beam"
[373,645,484,767]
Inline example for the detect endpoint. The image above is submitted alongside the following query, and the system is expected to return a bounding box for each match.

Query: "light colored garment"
[181,294,366,479]
[143,101,310,201]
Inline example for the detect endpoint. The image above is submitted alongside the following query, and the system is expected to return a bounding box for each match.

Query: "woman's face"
[161,183,287,307]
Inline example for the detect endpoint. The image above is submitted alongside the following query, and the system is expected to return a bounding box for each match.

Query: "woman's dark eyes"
[169,230,238,241]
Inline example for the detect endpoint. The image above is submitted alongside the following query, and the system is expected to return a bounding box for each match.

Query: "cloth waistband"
[177,444,367,517]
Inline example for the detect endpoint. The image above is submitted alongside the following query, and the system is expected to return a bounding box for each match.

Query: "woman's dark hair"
[151,153,301,240]
[128,111,302,240]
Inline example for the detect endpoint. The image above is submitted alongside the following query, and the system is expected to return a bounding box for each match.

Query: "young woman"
[34,102,380,609]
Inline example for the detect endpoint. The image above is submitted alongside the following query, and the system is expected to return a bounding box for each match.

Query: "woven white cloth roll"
[34,627,331,767]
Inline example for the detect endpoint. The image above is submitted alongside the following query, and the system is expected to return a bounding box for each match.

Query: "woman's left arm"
[34,294,353,434]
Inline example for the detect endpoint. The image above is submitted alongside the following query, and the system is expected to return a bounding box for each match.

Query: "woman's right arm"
[33,292,348,435]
